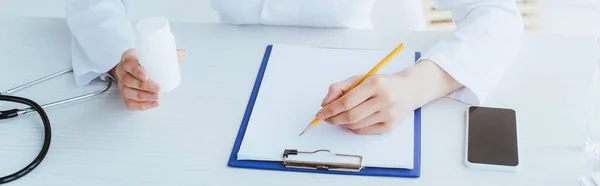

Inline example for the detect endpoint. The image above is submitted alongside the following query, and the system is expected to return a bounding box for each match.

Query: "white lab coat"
[66,0,524,105]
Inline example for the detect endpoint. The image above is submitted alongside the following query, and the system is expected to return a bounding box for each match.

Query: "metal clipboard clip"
[282,149,364,172]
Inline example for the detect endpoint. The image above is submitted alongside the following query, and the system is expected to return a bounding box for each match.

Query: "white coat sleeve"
[419,0,525,105]
[211,0,376,29]
[66,0,135,86]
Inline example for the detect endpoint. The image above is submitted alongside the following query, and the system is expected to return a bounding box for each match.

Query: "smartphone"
[465,106,519,171]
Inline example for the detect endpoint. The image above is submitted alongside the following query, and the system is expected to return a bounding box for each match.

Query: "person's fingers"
[124,99,159,110]
[120,72,143,91]
[321,75,362,107]
[177,49,186,62]
[324,98,382,125]
[122,48,137,58]
[119,85,159,101]
[350,122,394,135]
[121,54,147,81]
[121,49,137,66]
[115,63,127,82]
[117,79,124,90]
[341,111,390,129]
[121,73,160,92]
[316,82,376,120]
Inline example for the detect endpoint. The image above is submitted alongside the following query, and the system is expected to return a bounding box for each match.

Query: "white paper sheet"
[237,44,416,169]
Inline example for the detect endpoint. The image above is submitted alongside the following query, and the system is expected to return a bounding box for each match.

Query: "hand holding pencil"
[300,44,415,136]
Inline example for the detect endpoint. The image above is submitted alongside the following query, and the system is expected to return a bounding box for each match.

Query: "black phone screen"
[467,106,519,166]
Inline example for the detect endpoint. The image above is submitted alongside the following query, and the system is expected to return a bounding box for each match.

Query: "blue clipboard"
[228,45,422,178]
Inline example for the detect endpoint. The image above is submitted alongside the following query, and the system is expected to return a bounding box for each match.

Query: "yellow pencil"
[299,43,405,136]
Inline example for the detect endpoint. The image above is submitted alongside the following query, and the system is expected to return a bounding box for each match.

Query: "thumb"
[177,49,186,62]
[121,48,137,61]
[321,75,362,107]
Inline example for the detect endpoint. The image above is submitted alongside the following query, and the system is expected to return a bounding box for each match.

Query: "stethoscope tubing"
[0,68,112,184]
[0,68,113,116]
[1,69,73,95]
[0,95,51,184]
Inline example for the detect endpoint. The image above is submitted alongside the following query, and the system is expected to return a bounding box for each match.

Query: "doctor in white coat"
[66,0,524,134]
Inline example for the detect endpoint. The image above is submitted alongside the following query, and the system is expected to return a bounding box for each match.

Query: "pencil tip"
[298,124,312,137]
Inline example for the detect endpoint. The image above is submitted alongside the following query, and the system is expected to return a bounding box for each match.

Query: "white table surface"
[1,17,599,186]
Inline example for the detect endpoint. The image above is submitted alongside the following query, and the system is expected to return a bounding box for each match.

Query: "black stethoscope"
[0,68,112,184]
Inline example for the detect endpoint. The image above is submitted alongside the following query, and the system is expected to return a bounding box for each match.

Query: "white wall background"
[538,0,600,37]
[1,0,600,37]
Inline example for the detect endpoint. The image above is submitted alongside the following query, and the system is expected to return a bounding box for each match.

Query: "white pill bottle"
[135,16,181,93]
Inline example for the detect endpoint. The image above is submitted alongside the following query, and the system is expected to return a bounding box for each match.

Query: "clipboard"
[228,45,422,178]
